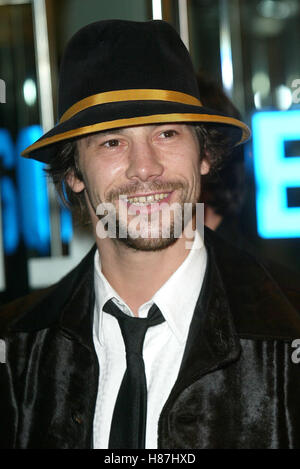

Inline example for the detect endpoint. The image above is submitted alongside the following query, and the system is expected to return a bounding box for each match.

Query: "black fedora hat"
[22,19,250,163]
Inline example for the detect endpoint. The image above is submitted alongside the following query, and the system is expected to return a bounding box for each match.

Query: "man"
[0,20,300,449]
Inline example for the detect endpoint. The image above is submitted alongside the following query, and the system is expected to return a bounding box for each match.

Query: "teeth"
[127,193,169,204]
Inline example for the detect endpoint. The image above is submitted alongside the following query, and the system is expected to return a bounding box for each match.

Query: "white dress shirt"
[92,231,207,449]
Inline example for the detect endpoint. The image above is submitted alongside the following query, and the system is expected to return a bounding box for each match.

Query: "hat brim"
[22,100,251,163]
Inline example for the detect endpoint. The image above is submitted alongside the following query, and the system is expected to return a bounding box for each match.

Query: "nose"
[125,139,164,182]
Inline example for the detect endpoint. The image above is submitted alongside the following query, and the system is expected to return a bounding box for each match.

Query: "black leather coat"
[1,229,300,449]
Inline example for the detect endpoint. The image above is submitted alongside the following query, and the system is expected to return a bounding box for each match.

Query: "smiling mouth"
[125,192,171,205]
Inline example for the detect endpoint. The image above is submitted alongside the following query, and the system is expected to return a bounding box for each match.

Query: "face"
[68,123,209,251]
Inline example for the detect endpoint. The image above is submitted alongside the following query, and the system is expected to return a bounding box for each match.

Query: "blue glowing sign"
[252,111,300,238]
[15,126,51,254]
[0,126,73,254]
[0,129,15,169]
[0,129,19,254]
[1,176,19,254]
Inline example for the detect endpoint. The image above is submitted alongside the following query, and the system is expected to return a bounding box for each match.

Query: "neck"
[94,227,194,316]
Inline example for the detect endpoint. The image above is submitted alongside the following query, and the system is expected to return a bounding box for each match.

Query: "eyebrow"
[86,128,126,147]
[85,123,187,147]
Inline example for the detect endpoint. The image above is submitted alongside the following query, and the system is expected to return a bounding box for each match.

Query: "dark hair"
[45,123,233,223]
[197,70,246,217]
[44,139,88,223]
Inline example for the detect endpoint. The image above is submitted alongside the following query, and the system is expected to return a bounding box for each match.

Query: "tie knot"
[103,299,165,355]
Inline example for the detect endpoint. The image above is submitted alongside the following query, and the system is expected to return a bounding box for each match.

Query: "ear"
[66,170,85,193]
[200,158,210,175]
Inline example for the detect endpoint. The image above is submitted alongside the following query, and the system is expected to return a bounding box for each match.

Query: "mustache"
[106,181,185,202]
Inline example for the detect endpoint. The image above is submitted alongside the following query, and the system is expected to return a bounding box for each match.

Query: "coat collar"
[207,228,300,340]
[7,228,300,347]
[6,245,96,349]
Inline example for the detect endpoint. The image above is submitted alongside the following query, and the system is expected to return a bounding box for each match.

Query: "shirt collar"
[152,231,207,344]
[94,231,207,345]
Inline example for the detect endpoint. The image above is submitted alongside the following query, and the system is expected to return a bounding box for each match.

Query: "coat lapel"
[157,232,242,447]
[5,246,98,448]
[8,245,97,337]
[160,235,241,416]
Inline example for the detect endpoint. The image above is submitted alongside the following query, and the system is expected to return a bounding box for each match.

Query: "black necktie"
[103,299,165,449]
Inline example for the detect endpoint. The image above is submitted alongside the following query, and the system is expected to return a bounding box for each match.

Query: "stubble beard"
[107,181,195,252]
[87,180,198,252]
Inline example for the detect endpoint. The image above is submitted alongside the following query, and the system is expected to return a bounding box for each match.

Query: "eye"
[160,129,178,138]
[102,139,120,148]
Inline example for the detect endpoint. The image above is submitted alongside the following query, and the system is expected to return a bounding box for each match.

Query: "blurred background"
[0,0,299,304]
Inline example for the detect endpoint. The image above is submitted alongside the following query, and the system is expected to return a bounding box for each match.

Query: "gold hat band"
[21,113,251,157]
[60,89,203,123]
